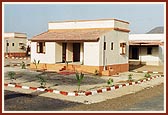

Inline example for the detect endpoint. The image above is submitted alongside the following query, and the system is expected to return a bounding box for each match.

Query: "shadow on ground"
[129,64,146,71]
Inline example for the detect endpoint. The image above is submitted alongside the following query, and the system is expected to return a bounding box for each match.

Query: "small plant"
[144,72,151,78]
[36,75,46,88]
[128,73,133,82]
[33,59,40,69]
[8,71,16,84]
[107,78,114,86]
[21,61,26,69]
[75,72,84,92]
[94,69,99,75]
[64,59,69,69]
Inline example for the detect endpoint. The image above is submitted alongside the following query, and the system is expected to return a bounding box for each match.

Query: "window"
[12,43,14,46]
[7,43,9,46]
[37,42,45,53]
[147,47,152,55]
[111,42,113,50]
[120,43,126,55]
[104,42,106,50]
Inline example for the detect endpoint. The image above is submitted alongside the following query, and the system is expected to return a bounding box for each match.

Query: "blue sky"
[4,3,165,38]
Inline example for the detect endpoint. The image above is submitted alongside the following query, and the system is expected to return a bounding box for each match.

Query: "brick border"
[131,70,163,75]
[5,56,30,60]
[4,75,162,96]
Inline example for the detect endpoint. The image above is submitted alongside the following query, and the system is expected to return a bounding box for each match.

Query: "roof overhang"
[129,40,164,46]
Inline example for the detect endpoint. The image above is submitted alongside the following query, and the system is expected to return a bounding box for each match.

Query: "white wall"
[139,47,159,65]
[84,42,100,66]
[49,19,129,30]
[31,42,56,64]
[159,46,164,65]
[49,20,114,30]
[129,34,164,41]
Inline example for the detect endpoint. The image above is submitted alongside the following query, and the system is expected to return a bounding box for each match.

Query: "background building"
[4,32,27,57]
[129,34,164,66]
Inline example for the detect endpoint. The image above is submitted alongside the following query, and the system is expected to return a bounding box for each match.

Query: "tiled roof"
[31,29,113,42]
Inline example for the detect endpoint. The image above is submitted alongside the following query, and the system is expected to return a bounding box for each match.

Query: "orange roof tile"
[31,29,113,42]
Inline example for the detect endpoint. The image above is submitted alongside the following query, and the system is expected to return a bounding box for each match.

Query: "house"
[129,34,164,66]
[30,19,130,76]
[4,32,27,57]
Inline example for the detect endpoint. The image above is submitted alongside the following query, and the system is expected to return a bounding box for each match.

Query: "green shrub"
[75,72,84,92]
[107,78,114,86]
[8,71,16,83]
[21,61,26,69]
[33,59,40,69]
[128,73,133,82]
[36,75,46,88]
[144,73,151,78]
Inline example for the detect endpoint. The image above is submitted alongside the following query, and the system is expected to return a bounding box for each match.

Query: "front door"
[62,43,67,62]
[73,43,80,62]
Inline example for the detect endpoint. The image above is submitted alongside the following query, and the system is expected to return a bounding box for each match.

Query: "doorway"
[62,43,67,62]
[132,47,139,59]
[73,43,80,62]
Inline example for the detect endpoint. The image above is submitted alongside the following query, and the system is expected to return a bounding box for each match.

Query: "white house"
[30,19,130,75]
[4,32,27,57]
[129,34,164,66]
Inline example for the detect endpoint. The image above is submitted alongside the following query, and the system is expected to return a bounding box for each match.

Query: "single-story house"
[30,19,130,75]
[129,34,164,66]
[4,32,27,57]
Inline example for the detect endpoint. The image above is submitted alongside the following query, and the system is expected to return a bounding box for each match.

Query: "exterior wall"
[49,20,115,30]
[66,43,73,62]
[159,45,164,65]
[48,19,129,30]
[99,30,129,66]
[84,42,100,66]
[55,42,62,63]
[31,42,56,64]
[129,34,164,41]
[114,21,129,30]
[140,47,159,65]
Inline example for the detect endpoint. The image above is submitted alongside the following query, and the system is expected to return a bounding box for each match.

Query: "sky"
[3,3,165,38]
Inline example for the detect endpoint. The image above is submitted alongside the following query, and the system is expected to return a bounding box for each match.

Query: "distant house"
[30,19,130,75]
[4,32,27,57]
[129,34,164,66]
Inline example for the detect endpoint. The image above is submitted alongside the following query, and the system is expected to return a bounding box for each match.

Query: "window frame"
[37,42,45,54]
[120,42,126,55]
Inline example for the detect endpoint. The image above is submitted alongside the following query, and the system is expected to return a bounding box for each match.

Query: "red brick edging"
[4,75,162,96]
